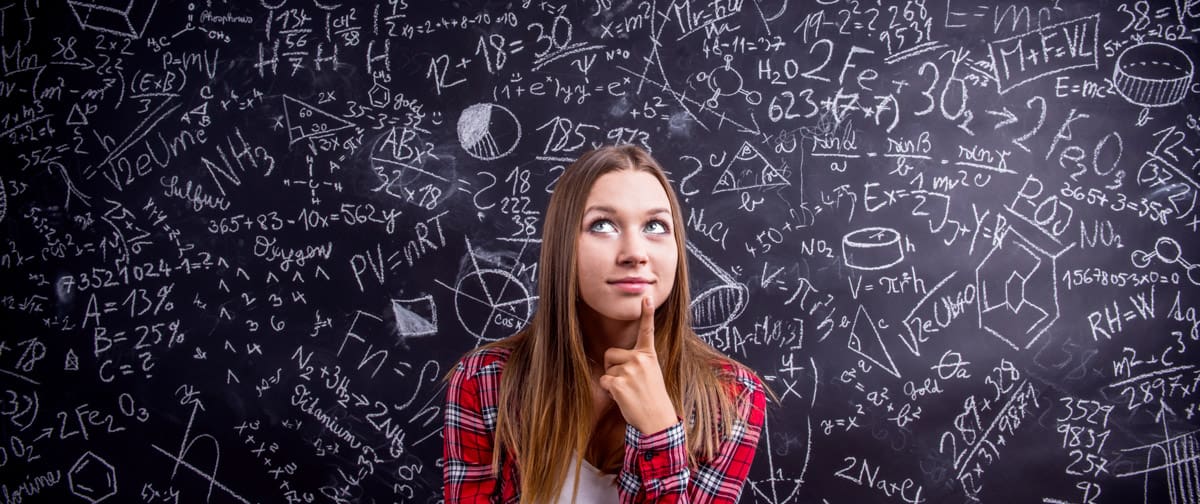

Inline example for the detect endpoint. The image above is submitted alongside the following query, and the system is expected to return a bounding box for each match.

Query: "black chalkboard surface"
[1,1,1198,502]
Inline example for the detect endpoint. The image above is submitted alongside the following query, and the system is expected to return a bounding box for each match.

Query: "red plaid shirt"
[443,346,766,503]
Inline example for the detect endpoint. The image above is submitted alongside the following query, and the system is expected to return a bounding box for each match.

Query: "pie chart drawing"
[452,268,534,342]
[457,103,522,160]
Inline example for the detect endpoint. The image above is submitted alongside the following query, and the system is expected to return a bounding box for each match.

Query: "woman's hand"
[598,295,680,434]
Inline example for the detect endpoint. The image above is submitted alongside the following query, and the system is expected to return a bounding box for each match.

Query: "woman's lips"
[609,281,650,294]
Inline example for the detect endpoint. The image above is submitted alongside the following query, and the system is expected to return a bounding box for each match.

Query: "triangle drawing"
[713,141,790,194]
[282,95,356,145]
[848,304,901,379]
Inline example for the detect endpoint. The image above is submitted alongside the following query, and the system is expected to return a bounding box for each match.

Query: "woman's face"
[576,169,678,322]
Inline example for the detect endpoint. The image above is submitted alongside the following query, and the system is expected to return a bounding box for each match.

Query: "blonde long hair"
[444,144,777,503]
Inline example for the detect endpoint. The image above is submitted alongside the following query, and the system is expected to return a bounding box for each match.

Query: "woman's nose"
[618,236,649,266]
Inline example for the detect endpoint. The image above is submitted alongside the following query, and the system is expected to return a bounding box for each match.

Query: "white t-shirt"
[555,454,619,503]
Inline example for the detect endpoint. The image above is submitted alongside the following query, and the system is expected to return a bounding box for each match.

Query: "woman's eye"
[588,219,670,234]
[589,219,615,233]
[646,219,669,234]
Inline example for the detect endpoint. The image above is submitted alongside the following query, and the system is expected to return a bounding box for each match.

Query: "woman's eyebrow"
[584,205,671,216]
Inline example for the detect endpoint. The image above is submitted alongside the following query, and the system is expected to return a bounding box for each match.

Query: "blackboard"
[1,0,1198,502]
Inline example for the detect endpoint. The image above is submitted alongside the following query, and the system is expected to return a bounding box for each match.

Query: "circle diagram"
[457,103,521,160]
[453,268,534,341]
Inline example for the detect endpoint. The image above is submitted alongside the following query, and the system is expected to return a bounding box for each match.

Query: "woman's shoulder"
[445,345,514,418]
[710,357,766,397]
[451,344,514,381]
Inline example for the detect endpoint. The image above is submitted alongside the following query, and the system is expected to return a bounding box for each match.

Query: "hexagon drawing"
[975,227,1066,351]
[69,451,117,503]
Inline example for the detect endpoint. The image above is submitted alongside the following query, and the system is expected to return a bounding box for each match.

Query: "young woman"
[442,144,777,503]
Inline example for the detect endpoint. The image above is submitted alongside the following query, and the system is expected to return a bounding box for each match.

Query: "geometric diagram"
[457,103,521,161]
[614,62,762,137]
[686,240,749,333]
[66,103,90,126]
[975,227,1071,351]
[281,95,356,145]
[436,238,534,342]
[68,451,117,503]
[1132,236,1200,286]
[1116,417,1200,504]
[745,412,807,504]
[696,54,762,109]
[368,81,391,108]
[66,0,159,39]
[842,227,904,271]
[612,23,768,139]
[1113,41,1195,108]
[848,304,900,378]
[391,295,438,338]
[152,402,253,504]
[712,141,790,194]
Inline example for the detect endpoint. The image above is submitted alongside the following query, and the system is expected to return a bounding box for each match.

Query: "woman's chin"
[597,305,641,322]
